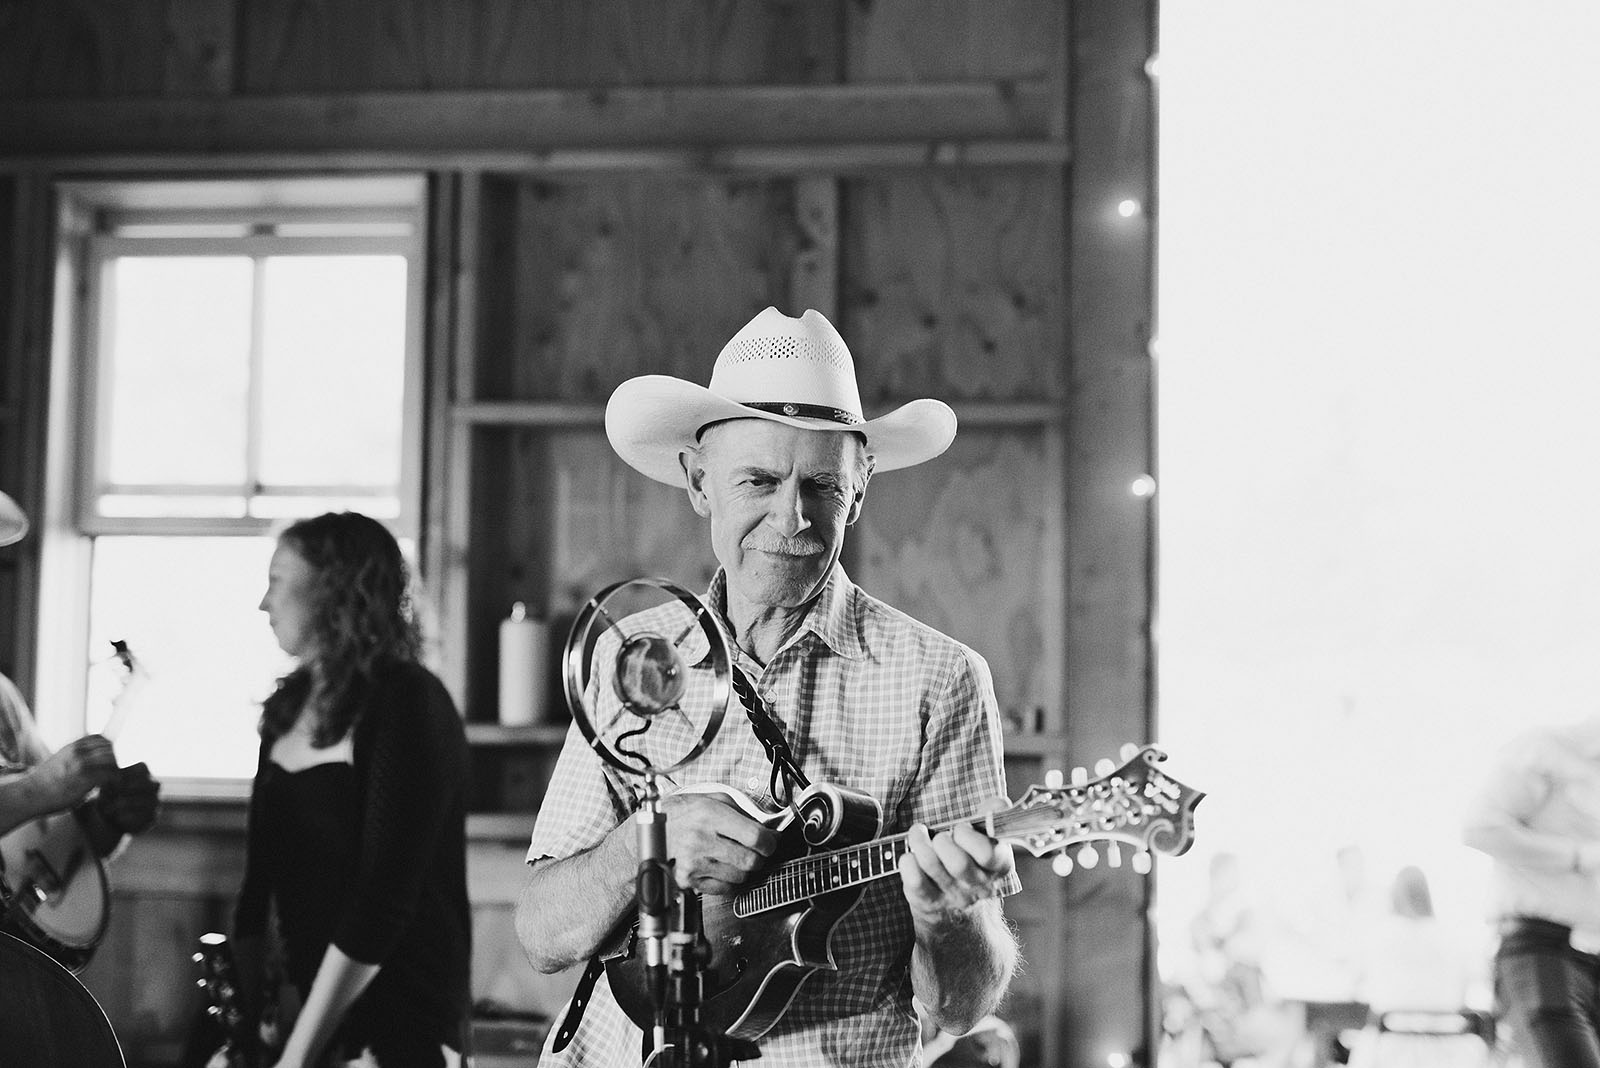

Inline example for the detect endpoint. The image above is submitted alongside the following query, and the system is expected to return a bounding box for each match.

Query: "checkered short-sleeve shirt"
[526,566,1018,1068]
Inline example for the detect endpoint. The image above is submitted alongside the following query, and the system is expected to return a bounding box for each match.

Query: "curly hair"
[261,511,422,746]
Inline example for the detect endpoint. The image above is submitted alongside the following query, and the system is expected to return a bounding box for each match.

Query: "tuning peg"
[1077,844,1100,869]
[1052,852,1074,877]
[1070,766,1089,786]
[1107,843,1123,868]
[1044,768,1065,788]
[191,951,203,964]
[1094,757,1115,777]
[1121,742,1140,761]
[196,978,208,988]
[1132,850,1153,874]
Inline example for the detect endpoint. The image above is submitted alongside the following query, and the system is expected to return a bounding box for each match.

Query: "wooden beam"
[0,140,1069,177]
[1061,2,1159,1067]
[0,81,1056,159]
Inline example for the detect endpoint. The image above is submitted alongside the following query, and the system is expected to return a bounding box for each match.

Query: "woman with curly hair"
[233,512,470,1068]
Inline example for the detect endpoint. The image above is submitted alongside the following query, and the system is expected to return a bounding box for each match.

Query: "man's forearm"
[911,897,1019,1035]
[516,822,640,973]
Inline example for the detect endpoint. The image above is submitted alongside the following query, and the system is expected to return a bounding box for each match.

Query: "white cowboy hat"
[605,307,957,486]
[0,490,27,547]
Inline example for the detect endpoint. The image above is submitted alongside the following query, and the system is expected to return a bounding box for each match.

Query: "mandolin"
[604,743,1203,1042]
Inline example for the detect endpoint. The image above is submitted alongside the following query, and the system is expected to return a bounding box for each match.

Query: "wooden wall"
[0,3,1157,1066]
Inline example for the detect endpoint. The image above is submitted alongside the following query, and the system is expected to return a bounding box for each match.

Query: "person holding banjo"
[515,308,1022,1067]
[0,488,161,958]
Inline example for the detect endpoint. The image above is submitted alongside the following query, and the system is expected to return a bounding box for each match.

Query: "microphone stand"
[634,773,673,1060]
[635,774,760,1068]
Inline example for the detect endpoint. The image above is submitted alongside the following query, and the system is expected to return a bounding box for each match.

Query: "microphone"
[636,796,672,1030]
[613,632,688,717]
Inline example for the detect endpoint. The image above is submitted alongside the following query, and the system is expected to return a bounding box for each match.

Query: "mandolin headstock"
[991,744,1203,876]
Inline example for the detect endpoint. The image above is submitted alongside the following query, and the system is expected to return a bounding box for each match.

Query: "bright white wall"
[1157,0,1600,997]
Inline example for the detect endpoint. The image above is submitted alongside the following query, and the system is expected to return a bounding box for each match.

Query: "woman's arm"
[269,945,380,1068]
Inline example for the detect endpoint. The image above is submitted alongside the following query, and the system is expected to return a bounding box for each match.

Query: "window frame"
[35,175,429,792]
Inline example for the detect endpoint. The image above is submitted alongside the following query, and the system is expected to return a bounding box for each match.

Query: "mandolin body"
[605,782,883,1042]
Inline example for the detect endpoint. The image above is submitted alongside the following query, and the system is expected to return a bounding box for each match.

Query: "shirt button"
[747,775,762,791]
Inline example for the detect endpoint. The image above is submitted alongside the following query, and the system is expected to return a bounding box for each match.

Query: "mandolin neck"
[734,816,985,917]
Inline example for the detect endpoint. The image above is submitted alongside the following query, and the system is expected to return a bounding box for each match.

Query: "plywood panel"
[543,430,717,611]
[0,0,168,97]
[495,176,809,402]
[846,0,1064,83]
[240,0,840,92]
[840,170,1066,404]
[465,426,716,721]
[851,428,1063,721]
[162,0,237,95]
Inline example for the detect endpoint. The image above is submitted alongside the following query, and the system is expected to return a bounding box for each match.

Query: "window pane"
[86,536,287,781]
[104,257,253,486]
[98,494,248,518]
[258,256,408,488]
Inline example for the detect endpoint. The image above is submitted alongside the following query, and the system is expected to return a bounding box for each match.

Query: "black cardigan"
[234,659,471,1049]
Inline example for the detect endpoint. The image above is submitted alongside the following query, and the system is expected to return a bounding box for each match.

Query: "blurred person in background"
[1464,720,1600,1068]
[0,488,159,865]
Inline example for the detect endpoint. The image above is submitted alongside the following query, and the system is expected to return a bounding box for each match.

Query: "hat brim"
[606,376,957,486]
[0,490,28,547]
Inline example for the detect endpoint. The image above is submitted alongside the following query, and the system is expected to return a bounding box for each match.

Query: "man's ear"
[681,452,711,517]
[846,464,872,526]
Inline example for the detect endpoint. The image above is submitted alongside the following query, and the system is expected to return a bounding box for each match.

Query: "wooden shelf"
[451,399,1063,428]
[999,732,1066,757]
[452,401,604,426]
[468,811,538,841]
[465,722,570,746]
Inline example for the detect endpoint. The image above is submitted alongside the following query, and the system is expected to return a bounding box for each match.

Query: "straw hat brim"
[0,490,28,547]
[606,375,957,486]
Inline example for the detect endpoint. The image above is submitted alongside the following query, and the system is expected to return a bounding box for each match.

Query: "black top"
[234,659,471,1052]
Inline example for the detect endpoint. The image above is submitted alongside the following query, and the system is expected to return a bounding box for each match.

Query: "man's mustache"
[742,535,825,555]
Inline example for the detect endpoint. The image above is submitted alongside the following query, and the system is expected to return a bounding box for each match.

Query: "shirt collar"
[701,563,869,665]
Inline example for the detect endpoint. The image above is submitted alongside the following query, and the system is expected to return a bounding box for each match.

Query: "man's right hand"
[33,734,120,813]
[659,790,779,896]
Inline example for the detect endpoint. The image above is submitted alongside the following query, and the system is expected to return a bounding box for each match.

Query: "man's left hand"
[897,817,1015,923]
[95,762,160,836]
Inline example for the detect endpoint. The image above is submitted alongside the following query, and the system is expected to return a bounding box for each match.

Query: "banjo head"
[1,813,111,973]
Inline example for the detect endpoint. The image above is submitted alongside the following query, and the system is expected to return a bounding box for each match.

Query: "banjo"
[0,642,145,972]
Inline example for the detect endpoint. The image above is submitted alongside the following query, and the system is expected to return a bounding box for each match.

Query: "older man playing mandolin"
[515,308,1020,1067]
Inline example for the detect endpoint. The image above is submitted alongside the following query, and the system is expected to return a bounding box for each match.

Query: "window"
[39,176,427,791]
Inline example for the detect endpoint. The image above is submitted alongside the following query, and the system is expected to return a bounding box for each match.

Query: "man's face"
[684,419,868,614]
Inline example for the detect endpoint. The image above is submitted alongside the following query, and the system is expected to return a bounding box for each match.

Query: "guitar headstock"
[192,932,248,1055]
[991,744,1203,876]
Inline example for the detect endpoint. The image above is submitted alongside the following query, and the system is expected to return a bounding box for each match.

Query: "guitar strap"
[549,953,605,1053]
[730,665,811,804]
[549,666,806,1053]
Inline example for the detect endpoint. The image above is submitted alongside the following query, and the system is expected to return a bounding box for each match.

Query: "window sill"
[148,789,534,844]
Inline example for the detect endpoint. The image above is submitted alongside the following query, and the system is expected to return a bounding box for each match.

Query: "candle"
[498,602,548,727]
